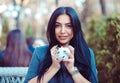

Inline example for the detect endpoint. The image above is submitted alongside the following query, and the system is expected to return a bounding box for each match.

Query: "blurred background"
[0,0,120,83]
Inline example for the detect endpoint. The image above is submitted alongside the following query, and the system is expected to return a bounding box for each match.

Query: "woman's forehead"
[56,14,71,23]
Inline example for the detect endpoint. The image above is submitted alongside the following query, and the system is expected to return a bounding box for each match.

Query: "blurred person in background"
[24,6,98,83]
[33,38,46,48]
[1,29,32,66]
[0,50,4,66]
[26,36,35,53]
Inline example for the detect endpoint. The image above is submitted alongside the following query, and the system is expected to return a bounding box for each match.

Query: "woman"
[2,29,32,66]
[24,6,98,83]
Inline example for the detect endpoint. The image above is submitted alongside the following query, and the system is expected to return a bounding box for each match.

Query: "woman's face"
[55,14,73,46]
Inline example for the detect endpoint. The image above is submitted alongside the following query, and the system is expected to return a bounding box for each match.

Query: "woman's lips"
[59,36,67,40]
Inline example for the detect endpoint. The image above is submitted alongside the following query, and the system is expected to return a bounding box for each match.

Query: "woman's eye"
[55,24,60,28]
[66,25,72,28]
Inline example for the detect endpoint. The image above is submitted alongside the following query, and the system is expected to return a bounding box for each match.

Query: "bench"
[0,67,28,83]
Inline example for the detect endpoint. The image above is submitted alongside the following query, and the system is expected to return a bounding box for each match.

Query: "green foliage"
[0,17,9,50]
[25,23,34,37]
[87,14,120,83]
[2,18,9,33]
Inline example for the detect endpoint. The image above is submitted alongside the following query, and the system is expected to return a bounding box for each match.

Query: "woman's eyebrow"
[55,22,61,24]
[55,22,71,25]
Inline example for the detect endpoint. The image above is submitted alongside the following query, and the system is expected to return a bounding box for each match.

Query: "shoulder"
[0,50,5,66]
[89,48,98,82]
[88,48,95,65]
[34,45,49,54]
[0,50,5,59]
[33,45,49,60]
[0,51,4,58]
[88,48,94,57]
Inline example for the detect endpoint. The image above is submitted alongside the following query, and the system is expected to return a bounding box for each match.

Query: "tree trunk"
[13,0,24,28]
[99,0,107,16]
[56,0,58,6]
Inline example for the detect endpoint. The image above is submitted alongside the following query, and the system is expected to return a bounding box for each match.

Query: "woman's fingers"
[62,58,73,62]
[56,58,63,63]
[68,45,74,55]
[50,45,58,56]
[50,45,75,63]
[50,45,63,63]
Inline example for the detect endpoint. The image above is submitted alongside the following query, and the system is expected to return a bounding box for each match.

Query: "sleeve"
[24,47,42,83]
[89,48,98,83]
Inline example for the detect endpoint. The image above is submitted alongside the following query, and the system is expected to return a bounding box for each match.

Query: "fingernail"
[56,58,58,60]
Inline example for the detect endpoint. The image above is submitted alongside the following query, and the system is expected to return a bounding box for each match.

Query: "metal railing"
[0,67,28,83]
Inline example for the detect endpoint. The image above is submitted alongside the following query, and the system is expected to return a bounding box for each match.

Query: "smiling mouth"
[59,36,68,40]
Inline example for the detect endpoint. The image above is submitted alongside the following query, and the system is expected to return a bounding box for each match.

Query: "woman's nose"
[61,26,65,33]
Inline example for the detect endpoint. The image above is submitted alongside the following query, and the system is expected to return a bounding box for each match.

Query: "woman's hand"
[62,45,75,72]
[50,45,63,69]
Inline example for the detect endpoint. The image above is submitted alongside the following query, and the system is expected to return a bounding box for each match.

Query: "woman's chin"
[58,43,69,47]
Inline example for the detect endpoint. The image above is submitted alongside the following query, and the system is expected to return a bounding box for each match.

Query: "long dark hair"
[38,7,92,82]
[3,29,32,66]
